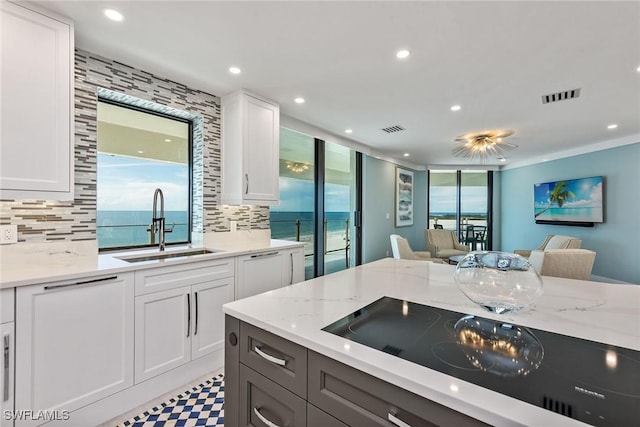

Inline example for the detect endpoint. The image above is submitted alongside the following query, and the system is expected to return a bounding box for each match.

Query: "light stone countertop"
[223,257,640,427]
[0,230,304,288]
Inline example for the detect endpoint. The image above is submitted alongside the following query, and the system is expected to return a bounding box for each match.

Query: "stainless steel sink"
[117,248,218,263]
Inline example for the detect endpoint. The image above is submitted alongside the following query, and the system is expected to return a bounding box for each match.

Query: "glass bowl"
[453,251,543,314]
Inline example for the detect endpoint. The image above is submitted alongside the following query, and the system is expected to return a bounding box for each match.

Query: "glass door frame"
[313,138,363,277]
[427,169,493,251]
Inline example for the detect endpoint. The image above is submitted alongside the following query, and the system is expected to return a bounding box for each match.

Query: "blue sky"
[97,154,189,211]
[275,177,351,212]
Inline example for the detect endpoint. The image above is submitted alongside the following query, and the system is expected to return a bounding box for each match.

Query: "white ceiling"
[28,0,640,168]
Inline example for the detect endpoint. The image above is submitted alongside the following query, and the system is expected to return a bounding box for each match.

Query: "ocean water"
[97,210,189,248]
[97,210,350,249]
[270,211,350,240]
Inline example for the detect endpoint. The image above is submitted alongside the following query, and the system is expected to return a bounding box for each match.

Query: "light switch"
[229,220,237,232]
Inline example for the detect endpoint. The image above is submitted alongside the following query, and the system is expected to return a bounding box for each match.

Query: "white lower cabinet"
[15,273,134,427]
[1,322,14,427]
[1,288,15,427]
[134,263,234,384]
[236,247,305,300]
[284,247,305,286]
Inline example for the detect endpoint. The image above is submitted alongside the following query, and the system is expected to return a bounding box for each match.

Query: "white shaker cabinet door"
[190,277,234,360]
[282,247,305,286]
[1,322,14,427]
[15,274,134,427]
[0,2,74,199]
[134,287,191,384]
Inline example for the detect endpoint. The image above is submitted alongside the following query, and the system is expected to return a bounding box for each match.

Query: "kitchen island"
[223,258,640,426]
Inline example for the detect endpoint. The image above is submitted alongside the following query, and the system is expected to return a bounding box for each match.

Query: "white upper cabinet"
[222,90,279,205]
[0,2,74,200]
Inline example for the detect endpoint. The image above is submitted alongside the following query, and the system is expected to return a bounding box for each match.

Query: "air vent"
[542,88,581,104]
[381,125,405,133]
[542,395,574,418]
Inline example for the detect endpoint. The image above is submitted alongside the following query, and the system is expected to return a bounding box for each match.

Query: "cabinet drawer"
[135,258,234,295]
[240,322,307,398]
[307,403,347,427]
[240,364,306,427]
[308,351,487,427]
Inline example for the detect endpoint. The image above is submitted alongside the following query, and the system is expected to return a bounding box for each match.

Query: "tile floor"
[114,374,224,427]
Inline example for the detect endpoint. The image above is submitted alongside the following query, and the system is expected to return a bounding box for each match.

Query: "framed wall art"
[395,168,414,227]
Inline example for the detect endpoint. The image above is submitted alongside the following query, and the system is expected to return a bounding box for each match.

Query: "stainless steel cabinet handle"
[253,407,281,427]
[388,412,412,427]
[245,173,249,194]
[289,252,293,285]
[3,334,9,402]
[250,251,279,259]
[186,294,191,338]
[44,275,118,290]
[194,292,199,336]
[254,346,286,366]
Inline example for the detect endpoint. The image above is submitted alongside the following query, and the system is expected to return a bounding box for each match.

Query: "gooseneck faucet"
[151,188,166,251]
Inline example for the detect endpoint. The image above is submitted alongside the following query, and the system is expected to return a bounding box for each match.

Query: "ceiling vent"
[542,88,581,104]
[381,125,405,133]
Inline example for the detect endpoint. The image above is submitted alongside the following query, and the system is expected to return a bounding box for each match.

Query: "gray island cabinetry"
[224,315,485,427]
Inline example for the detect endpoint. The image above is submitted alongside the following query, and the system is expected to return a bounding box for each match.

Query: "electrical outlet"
[0,225,18,244]
[229,220,237,232]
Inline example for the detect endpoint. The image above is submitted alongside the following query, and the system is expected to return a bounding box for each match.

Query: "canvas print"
[395,168,414,227]
[534,176,603,223]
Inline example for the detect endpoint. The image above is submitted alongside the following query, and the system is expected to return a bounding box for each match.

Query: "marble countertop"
[0,230,304,288]
[223,258,640,426]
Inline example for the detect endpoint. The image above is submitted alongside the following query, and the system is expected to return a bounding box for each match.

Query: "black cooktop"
[322,297,640,426]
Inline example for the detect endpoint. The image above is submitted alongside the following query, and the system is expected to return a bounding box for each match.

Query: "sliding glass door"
[324,141,357,275]
[270,128,316,279]
[428,170,492,251]
[270,128,361,279]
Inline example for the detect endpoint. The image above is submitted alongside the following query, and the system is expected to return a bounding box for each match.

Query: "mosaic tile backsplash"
[0,49,269,243]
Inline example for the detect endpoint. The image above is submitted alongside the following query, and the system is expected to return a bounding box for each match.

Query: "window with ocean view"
[429,170,491,250]
[271,128,360,279]
[96,101,192,250]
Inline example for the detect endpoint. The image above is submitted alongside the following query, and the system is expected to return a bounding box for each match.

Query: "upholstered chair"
[390,235,444,263]
[528,249,596,280]
[424,229,469,260]
[515,235,582,259]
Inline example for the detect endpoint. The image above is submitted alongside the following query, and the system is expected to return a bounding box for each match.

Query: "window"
[428,170,492,250]
[96,100,192,250]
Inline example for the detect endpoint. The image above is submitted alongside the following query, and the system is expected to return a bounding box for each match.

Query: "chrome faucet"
[151,188,166,251]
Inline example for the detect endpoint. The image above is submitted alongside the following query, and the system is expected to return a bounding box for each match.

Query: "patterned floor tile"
[116,374,224,427]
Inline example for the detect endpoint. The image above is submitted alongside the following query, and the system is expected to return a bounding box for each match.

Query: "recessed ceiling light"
[396,49,410,59]
[294,97,305,104]
[164,138,172,142]
[607,124,618,129]
[103,9,124,22]
[345,129,353,134]
[450,105,462,112]
[498,157,507,162]
[403,153,410,157]
[137,150,144,154]
[636,65,640,72]
[229,66,241,74]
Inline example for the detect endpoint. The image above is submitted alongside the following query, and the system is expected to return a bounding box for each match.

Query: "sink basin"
[117,248,218,263]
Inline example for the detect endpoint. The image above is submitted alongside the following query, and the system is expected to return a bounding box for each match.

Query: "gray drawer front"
[240,364,307,427]
[307,403,347,427]
[240,322,307,398]
[308,351,487,427]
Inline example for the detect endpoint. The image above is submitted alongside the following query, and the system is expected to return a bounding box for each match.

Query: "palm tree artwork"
[535,181,576,218]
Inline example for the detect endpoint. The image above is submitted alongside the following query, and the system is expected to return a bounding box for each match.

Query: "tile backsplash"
[0,49,269,244]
